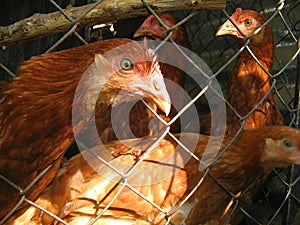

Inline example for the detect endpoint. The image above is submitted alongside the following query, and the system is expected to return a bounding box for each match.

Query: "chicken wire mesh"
[0,0,299,224]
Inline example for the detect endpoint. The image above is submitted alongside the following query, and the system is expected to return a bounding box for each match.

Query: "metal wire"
[0,0,299,224]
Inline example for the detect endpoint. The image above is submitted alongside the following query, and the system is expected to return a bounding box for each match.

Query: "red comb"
[231,8,243,21]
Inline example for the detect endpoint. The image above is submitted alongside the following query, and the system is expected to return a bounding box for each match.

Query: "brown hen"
[7,126,300,225]
[0,38,170,222]
[200,8,284,135]
[134,13,190,85]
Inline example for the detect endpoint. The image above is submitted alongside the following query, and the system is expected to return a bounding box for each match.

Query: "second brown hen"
[134,13,190,84]
[200,8,284,135]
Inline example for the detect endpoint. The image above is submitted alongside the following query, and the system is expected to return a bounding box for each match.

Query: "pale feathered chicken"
[7,126,300,225]
[0,38,170,222]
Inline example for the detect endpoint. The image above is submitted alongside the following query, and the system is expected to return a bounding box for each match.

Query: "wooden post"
[0,0,226,47]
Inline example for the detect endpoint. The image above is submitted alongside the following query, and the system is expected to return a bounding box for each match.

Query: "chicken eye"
[244,19,252,26]
[120,58,134,71]
[283,139,294,149]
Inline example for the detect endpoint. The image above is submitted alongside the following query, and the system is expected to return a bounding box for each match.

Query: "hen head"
[216,8,270,45]
[261,126,300,168]
[134,14,189,48]
[80,40,171,116]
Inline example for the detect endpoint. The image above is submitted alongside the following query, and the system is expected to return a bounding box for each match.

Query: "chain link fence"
[0,0,299,224]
